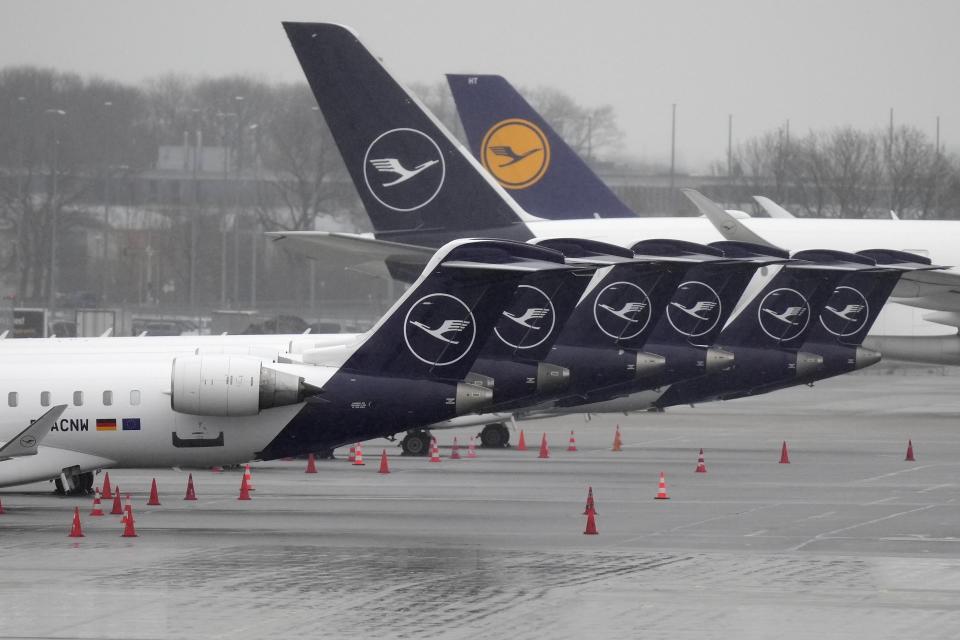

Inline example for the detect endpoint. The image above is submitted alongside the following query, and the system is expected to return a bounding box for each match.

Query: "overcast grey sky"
[1,0,957,170]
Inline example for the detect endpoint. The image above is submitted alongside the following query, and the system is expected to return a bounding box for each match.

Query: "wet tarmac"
[2,372,960,639]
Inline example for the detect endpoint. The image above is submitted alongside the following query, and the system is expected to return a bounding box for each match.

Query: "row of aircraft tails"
[0,22,956,493]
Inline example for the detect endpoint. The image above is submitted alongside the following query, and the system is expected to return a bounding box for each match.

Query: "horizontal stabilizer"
[0,405,67,460]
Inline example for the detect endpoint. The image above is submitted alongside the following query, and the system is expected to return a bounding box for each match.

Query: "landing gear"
[54,470,94,496]
[480,423,510,448]
[316,447,336,460]
[401,430,432,456]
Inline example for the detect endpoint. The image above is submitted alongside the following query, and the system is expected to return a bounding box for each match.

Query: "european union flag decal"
[122,418,141,431]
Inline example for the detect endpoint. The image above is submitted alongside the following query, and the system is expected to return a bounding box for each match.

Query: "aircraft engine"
[171,355,312,417]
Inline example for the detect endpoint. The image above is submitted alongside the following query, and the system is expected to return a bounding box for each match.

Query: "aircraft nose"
[535,363,570,395]
[854,346,882,370]
[704,348,735,374]
[634,352,666,379]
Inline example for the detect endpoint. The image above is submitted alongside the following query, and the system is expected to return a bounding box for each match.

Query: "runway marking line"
[788,504,937,552]
[855,464,940,483]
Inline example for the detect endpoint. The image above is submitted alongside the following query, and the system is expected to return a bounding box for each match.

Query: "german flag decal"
[96,418,117,432]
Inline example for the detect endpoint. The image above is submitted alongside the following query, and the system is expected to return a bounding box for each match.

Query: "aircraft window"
[130,390,141,406]
[40,391,51,407]
[7,392,17,407]
[103,390,113,406]
[73,391,83,406]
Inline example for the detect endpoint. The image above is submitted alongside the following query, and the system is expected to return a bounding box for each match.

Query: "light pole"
[44,108,66,312]
[215,110,237,307]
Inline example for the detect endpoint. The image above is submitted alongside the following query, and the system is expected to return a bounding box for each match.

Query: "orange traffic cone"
[305,453,318,473]
[538,433,550,459]
[238,474,251,501]
[654,472,670,500]
[905,440,916,462]
[612,425,623,452]
[450,437,461,460]
[583,486,598,515]
[347,444,356,463]
[68,507,84,538]
[695,448,707,473]
[467,437,477,458]
[243,464,255,490]
[121,504,138,537]
[101,471,112,499]
[517,430,527,451]
[378,449,390,474]
[184,474,197,501]
[779,441,791,464]
[353,443,365,466]
[583,509,599,535]
[429,438,441,463]
[0,498,5,514]
[90,489,105,516]
[110,485,123,515]
[147,478,161,506]
[567,430,577,452]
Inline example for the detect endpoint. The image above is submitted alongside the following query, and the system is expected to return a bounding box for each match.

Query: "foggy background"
[0,0,958,337]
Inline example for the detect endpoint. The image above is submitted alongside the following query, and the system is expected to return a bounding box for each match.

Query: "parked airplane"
[0,239,557,491]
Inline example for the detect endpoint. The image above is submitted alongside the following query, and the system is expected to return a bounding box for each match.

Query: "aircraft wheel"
[480,423,510,448]
[316,448,336,460]
[401,431,431,456]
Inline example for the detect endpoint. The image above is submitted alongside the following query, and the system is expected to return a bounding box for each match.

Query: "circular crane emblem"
[666,280,722,338]
[494,285,556,350]
[819,286,870,337]
[363,128,446,212]
[480,118,551,189]
[403,293,476,366]
[757,287,810,342]
[593,281,652,341]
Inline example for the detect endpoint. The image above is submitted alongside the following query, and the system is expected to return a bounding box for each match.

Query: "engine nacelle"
[171,355,308,417]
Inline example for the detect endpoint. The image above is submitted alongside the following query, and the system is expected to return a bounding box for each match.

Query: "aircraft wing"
[683,189,786,251]
[753,196,796,218]
[266,231,433,264]
[0,405,67,460]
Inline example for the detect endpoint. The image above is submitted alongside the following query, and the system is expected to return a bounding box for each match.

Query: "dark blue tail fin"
[447,74,636,220]
[282,23,531,245]
[804,249,935,346]
[479,262,597,362]
[340,239,565,380]
[717,250,875,350]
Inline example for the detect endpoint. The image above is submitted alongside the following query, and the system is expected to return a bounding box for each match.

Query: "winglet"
[753,195,796,219]
[683,189,785,252]
[0,405,67,459]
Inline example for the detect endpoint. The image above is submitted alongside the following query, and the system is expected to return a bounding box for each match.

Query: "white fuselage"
[0,350,333,488]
